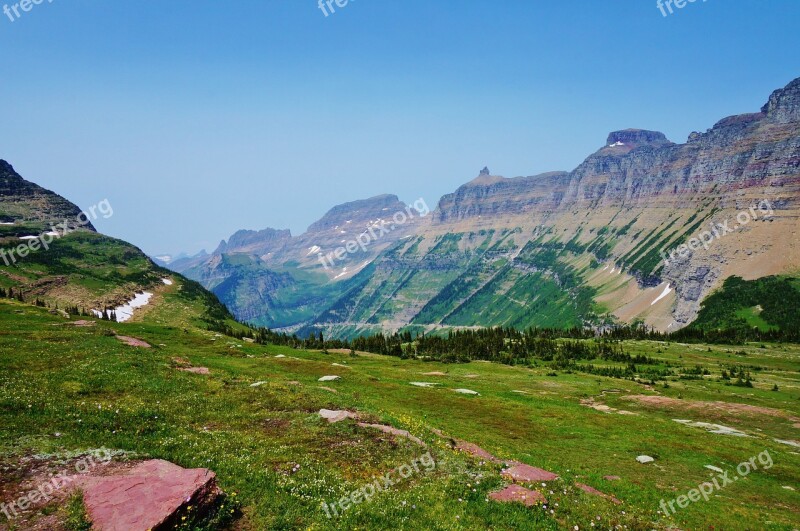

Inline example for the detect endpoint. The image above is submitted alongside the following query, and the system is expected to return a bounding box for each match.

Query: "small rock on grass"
[318,375,341,382]
[636,455,655,464]
[453,388,479,395]
[115,335,151,348]
[575,482,622,504]
[319,409,359,423]
[502,463,558,482]
[489,485,546,506]
[180,367,210,375]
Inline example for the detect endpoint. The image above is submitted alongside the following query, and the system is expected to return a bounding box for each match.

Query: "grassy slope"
[0,230,234,327]
[315,231,604,338]
[1,297,799,530]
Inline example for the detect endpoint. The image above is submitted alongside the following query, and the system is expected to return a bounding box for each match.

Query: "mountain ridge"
[170,76,800,338]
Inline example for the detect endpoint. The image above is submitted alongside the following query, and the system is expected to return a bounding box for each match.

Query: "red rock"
[502,463,559,482]
[115,335,151,348]
[455,441,502,463]
[489,484,547,506]
[575,482,622,504]
[75,460,219,531]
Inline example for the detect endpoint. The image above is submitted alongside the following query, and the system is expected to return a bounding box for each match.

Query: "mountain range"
[164,77,800,339]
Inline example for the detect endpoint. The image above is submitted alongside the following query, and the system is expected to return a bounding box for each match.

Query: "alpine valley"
[167,78,800,340]
[2,77,800,531]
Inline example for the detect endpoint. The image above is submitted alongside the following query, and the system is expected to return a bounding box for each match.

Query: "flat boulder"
[502,463,559,482]
[318,375,341,382]
[319,409,359,423]
[410,382,438,388]
[75,459,220,531]
[181,367,210,375]
[453,388,479,395]
[115,335,151,348]
[636,455,655,464]
[489,484,546,506]
[673,419,748,437]
[455,441,502,464]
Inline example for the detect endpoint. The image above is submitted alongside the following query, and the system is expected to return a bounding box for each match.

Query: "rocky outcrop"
[216,228,292,255]
[307,194,408,234]
[763,77,800,124]
[0,160,97,231]
[606,128,672,148]
[434,171,570,223]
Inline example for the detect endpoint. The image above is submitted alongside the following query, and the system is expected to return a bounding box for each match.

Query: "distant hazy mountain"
[151,249,209,270]
[171,77,800,338]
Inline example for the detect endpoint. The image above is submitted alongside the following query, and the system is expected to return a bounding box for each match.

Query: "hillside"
[0,162,234,328]
[172,77,800,339]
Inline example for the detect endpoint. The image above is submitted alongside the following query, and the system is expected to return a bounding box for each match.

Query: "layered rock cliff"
[173,77,800,337]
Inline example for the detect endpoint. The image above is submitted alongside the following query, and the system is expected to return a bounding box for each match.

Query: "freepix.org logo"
[3,0,54,23]
[318,0,355,18]
[656,0,708,17]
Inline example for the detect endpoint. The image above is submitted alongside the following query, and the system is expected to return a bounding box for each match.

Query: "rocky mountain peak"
[480,166,491,176]
[761,76,800,123]
[216,228,292,254]
[0,159,14,173]
[306,194,405,234]
[0,159,96,231]
[605,129,671,148]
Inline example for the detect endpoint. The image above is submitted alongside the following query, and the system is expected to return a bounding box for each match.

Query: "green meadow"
[1,280,799,530]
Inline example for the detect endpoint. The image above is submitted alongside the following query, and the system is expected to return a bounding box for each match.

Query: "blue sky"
[1,0,799,255]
